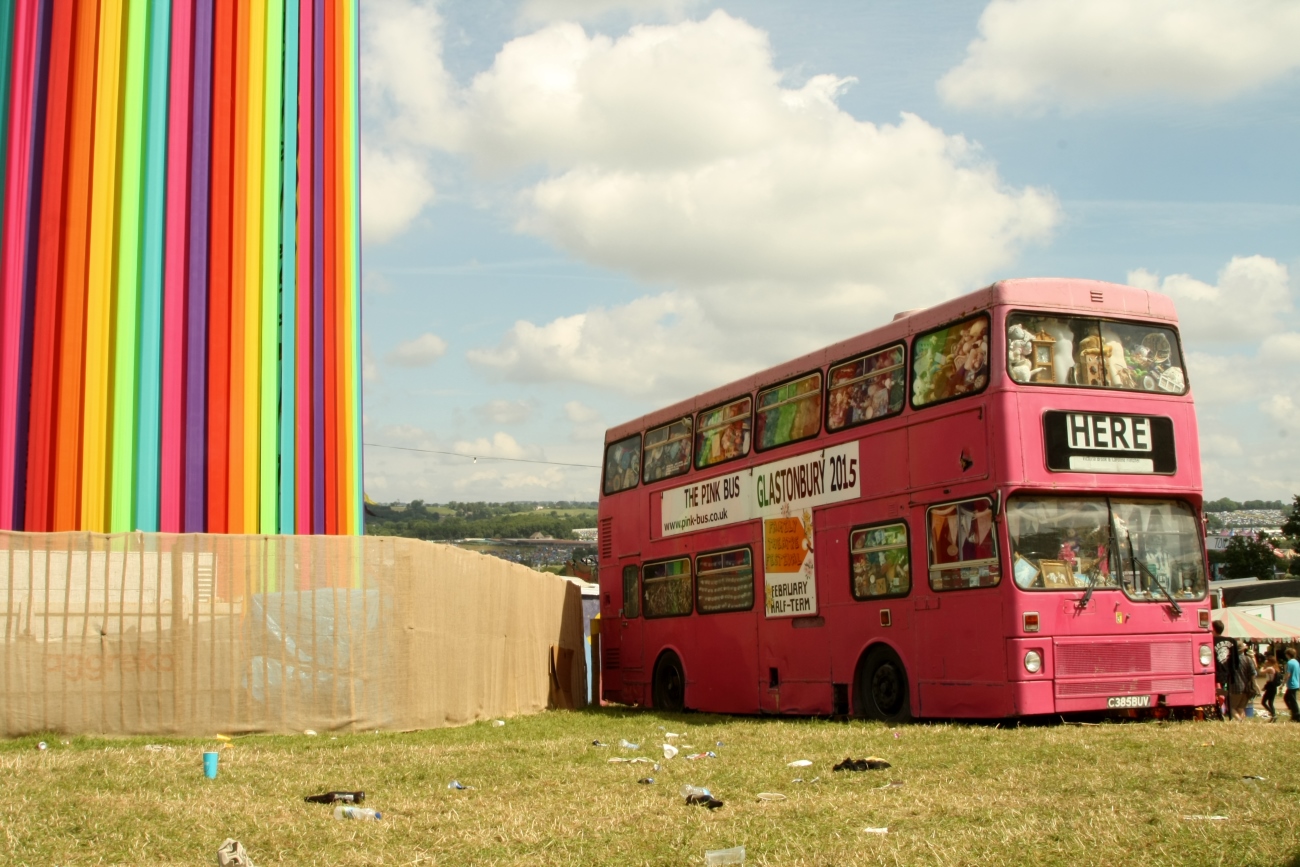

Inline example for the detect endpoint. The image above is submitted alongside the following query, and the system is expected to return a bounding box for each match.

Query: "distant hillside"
[364,500,598,541]
[1203,498,1286,513]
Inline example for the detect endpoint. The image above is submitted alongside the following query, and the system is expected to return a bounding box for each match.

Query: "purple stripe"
[311,0,324,534]
[12,0,52,530]
[184,0,212,532]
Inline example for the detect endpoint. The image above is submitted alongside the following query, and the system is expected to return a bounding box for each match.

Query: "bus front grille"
[1056,677,1193,697]
[1055,639,1189,676]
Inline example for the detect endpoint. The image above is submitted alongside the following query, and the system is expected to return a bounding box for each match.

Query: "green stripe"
[260,0,285,533]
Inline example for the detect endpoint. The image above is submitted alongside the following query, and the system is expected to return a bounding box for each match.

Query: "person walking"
[1260,652,1282,721]
[1229,640,1258,720]
[1285,647,1300,723]
[1213,620,1233,720]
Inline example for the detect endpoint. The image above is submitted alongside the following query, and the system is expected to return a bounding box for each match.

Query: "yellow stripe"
[82,0,128,532]
[242,0,266,533]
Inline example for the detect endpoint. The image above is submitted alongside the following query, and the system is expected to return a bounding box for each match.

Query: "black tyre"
[652,651,686,713]
[855,646,912,723]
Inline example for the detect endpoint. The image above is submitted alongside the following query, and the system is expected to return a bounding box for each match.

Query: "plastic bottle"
[681,784,711,799]
[305,791,364,805]
[333,806,382,821]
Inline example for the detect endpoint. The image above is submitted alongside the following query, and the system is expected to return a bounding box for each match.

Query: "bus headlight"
[1199,644,1212,667]
[1024,650,1043,674]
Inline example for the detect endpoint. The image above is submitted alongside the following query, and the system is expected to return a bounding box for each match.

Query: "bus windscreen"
[1006,313,1187,394]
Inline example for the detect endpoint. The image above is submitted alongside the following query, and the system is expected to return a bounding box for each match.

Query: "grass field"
[2,709,1299,866]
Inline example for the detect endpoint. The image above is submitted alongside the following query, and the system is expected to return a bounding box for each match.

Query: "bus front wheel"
[652,651,686,713]
[856,646,912,723]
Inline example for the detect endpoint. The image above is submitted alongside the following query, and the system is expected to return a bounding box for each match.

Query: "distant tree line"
[1203,497,1286,513]
[364,500,597,541]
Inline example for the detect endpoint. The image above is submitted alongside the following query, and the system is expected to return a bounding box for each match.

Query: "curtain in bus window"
[928,498,1000,591]
[1005,313,1187,394]
[622,565,641,618]
[696,548,754,613]
[912,315,989,407]
[695,397,752,469]
[643,558,693,618]
[828,345,906,432]
[850,523,910,599]
[1006,497,1117,591]
[1110,499,1206,600]
[755,372,822,450]
[643,419,693,484]
[604,434,642,495]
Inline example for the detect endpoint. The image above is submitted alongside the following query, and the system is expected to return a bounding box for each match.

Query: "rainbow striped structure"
[0,0,362,535]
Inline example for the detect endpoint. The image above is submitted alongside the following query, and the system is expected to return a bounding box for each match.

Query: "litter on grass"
[792,777,820,784]
[704,846,745,865]
[216,838,256,867]
[638,777,655,785]
[787,759,813,768]
[757,792,787,801]
[619,739,641,750]
[493,720,506,727]
[1183,815,1228,821]
[834,757,891,772]
[447,780,475,790]
[592,740,609,748]
[663,744,680,760]
[686,752,718,760]
[880,780,904,789]
[303,730,317,737]
[863,827,889,835]
[608,757,654,764]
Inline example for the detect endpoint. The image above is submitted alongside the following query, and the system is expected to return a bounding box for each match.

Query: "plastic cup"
[203,751,219,779]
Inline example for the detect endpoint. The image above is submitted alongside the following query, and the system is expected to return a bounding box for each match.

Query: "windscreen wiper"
[1127,532,1181,616]
[1079,517,1115,610]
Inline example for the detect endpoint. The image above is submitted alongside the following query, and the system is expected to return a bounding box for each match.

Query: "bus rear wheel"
[856,646,912,723]
[652,651,686,713]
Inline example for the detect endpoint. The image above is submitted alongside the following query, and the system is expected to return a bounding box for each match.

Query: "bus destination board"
[1043,411,1175,475]
[659,441,862,619]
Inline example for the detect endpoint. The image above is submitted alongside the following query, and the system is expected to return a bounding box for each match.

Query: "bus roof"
[606,278,1179,442]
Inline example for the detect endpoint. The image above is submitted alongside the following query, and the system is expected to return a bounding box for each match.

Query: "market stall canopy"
[1212,608,1300,641]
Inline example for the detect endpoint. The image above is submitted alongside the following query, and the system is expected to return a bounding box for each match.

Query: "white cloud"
[453,432,533,460]
[1127,256,1293,345]
[386,333,449,367]
[564,400,606,441]
[939,0,1300,112]
[464,13,1057,399]
[474,399,536,425]
[361,147,436,244]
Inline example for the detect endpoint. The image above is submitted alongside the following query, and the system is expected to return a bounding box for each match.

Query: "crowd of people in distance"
[1213,620,1300,721]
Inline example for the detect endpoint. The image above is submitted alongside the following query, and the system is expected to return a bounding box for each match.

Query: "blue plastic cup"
[203,751,219,779]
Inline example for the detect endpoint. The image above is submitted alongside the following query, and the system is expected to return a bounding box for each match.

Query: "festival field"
[1,708,1297,866]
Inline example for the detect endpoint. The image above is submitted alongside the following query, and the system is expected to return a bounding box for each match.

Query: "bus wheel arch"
[854,643,913,723]
[652,649,687,713]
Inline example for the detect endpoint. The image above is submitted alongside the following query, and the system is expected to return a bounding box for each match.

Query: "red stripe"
[322,0,337,535]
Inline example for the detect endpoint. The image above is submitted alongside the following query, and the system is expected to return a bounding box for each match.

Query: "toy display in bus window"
[911,317,989,407]
[695,397,752,469]
[850,523,910,599]
[755,373,822,450]
[643,419,692,484]
[603,434,641,495]
[828,345,905,431]
[1005,313,1187,394]
[696,548,754,614]
[928,498,1000,591]
[643,558,693,618]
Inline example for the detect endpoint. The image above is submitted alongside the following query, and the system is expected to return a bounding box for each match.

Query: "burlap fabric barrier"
[0,532,585,737]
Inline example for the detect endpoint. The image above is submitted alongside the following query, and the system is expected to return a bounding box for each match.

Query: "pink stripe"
[0,3,40,529]
[295,0,314,533]
[160,0,196,533]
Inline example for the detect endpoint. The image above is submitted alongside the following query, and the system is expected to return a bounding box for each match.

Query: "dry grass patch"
[1,709,1299,865]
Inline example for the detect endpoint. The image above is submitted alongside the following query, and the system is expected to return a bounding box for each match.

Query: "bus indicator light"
[1198,609,1210,629]
[880,609,892,627]
[1023,612,1040,633]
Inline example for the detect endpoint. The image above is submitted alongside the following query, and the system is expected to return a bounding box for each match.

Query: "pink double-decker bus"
[596,278,1214,720]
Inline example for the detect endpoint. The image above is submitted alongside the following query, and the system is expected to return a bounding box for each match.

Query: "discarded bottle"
[637,777,655,785]
[305,791,365,805]
[333,805,381,821]
[704,846,746,866]
[681,784,711,799]
[447,780,474,790]
[592,740,609,747]
[619,739,640,750]
[681,784,724,809]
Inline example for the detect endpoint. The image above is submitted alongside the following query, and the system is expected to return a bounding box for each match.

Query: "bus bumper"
[1009,672,1215,715]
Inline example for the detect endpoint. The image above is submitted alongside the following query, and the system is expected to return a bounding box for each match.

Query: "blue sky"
[358,0,1300,504]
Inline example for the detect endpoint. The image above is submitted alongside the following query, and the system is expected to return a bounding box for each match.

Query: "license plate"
[1107,695,1151,709]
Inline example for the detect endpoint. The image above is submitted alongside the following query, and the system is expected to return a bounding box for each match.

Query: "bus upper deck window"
[603,434,642,495]
[643,419,693,484]
[912,314,990,408]
[828,344,905,432]
[695,397,752,469]
[755,372,822,451]
[1006,312,1187,394]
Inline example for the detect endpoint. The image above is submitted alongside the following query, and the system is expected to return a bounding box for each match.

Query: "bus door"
[692,545,759,714]
[757,517,832,715]
[617,560,644,702]
[913,496,1010,718]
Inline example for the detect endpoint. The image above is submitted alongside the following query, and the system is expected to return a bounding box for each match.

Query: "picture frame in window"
[827,343,906,433]
[695,547,754,614]
[643,418,693,484]
[754,371,823,452]
[911,313,991,410]
[695,396,752,470]
[603,433,642,496]
[927,496,1001,592]
[1038,559,1074,589]
[849,521,911,601]
[622,565,640,618]
[642,557,693,619]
